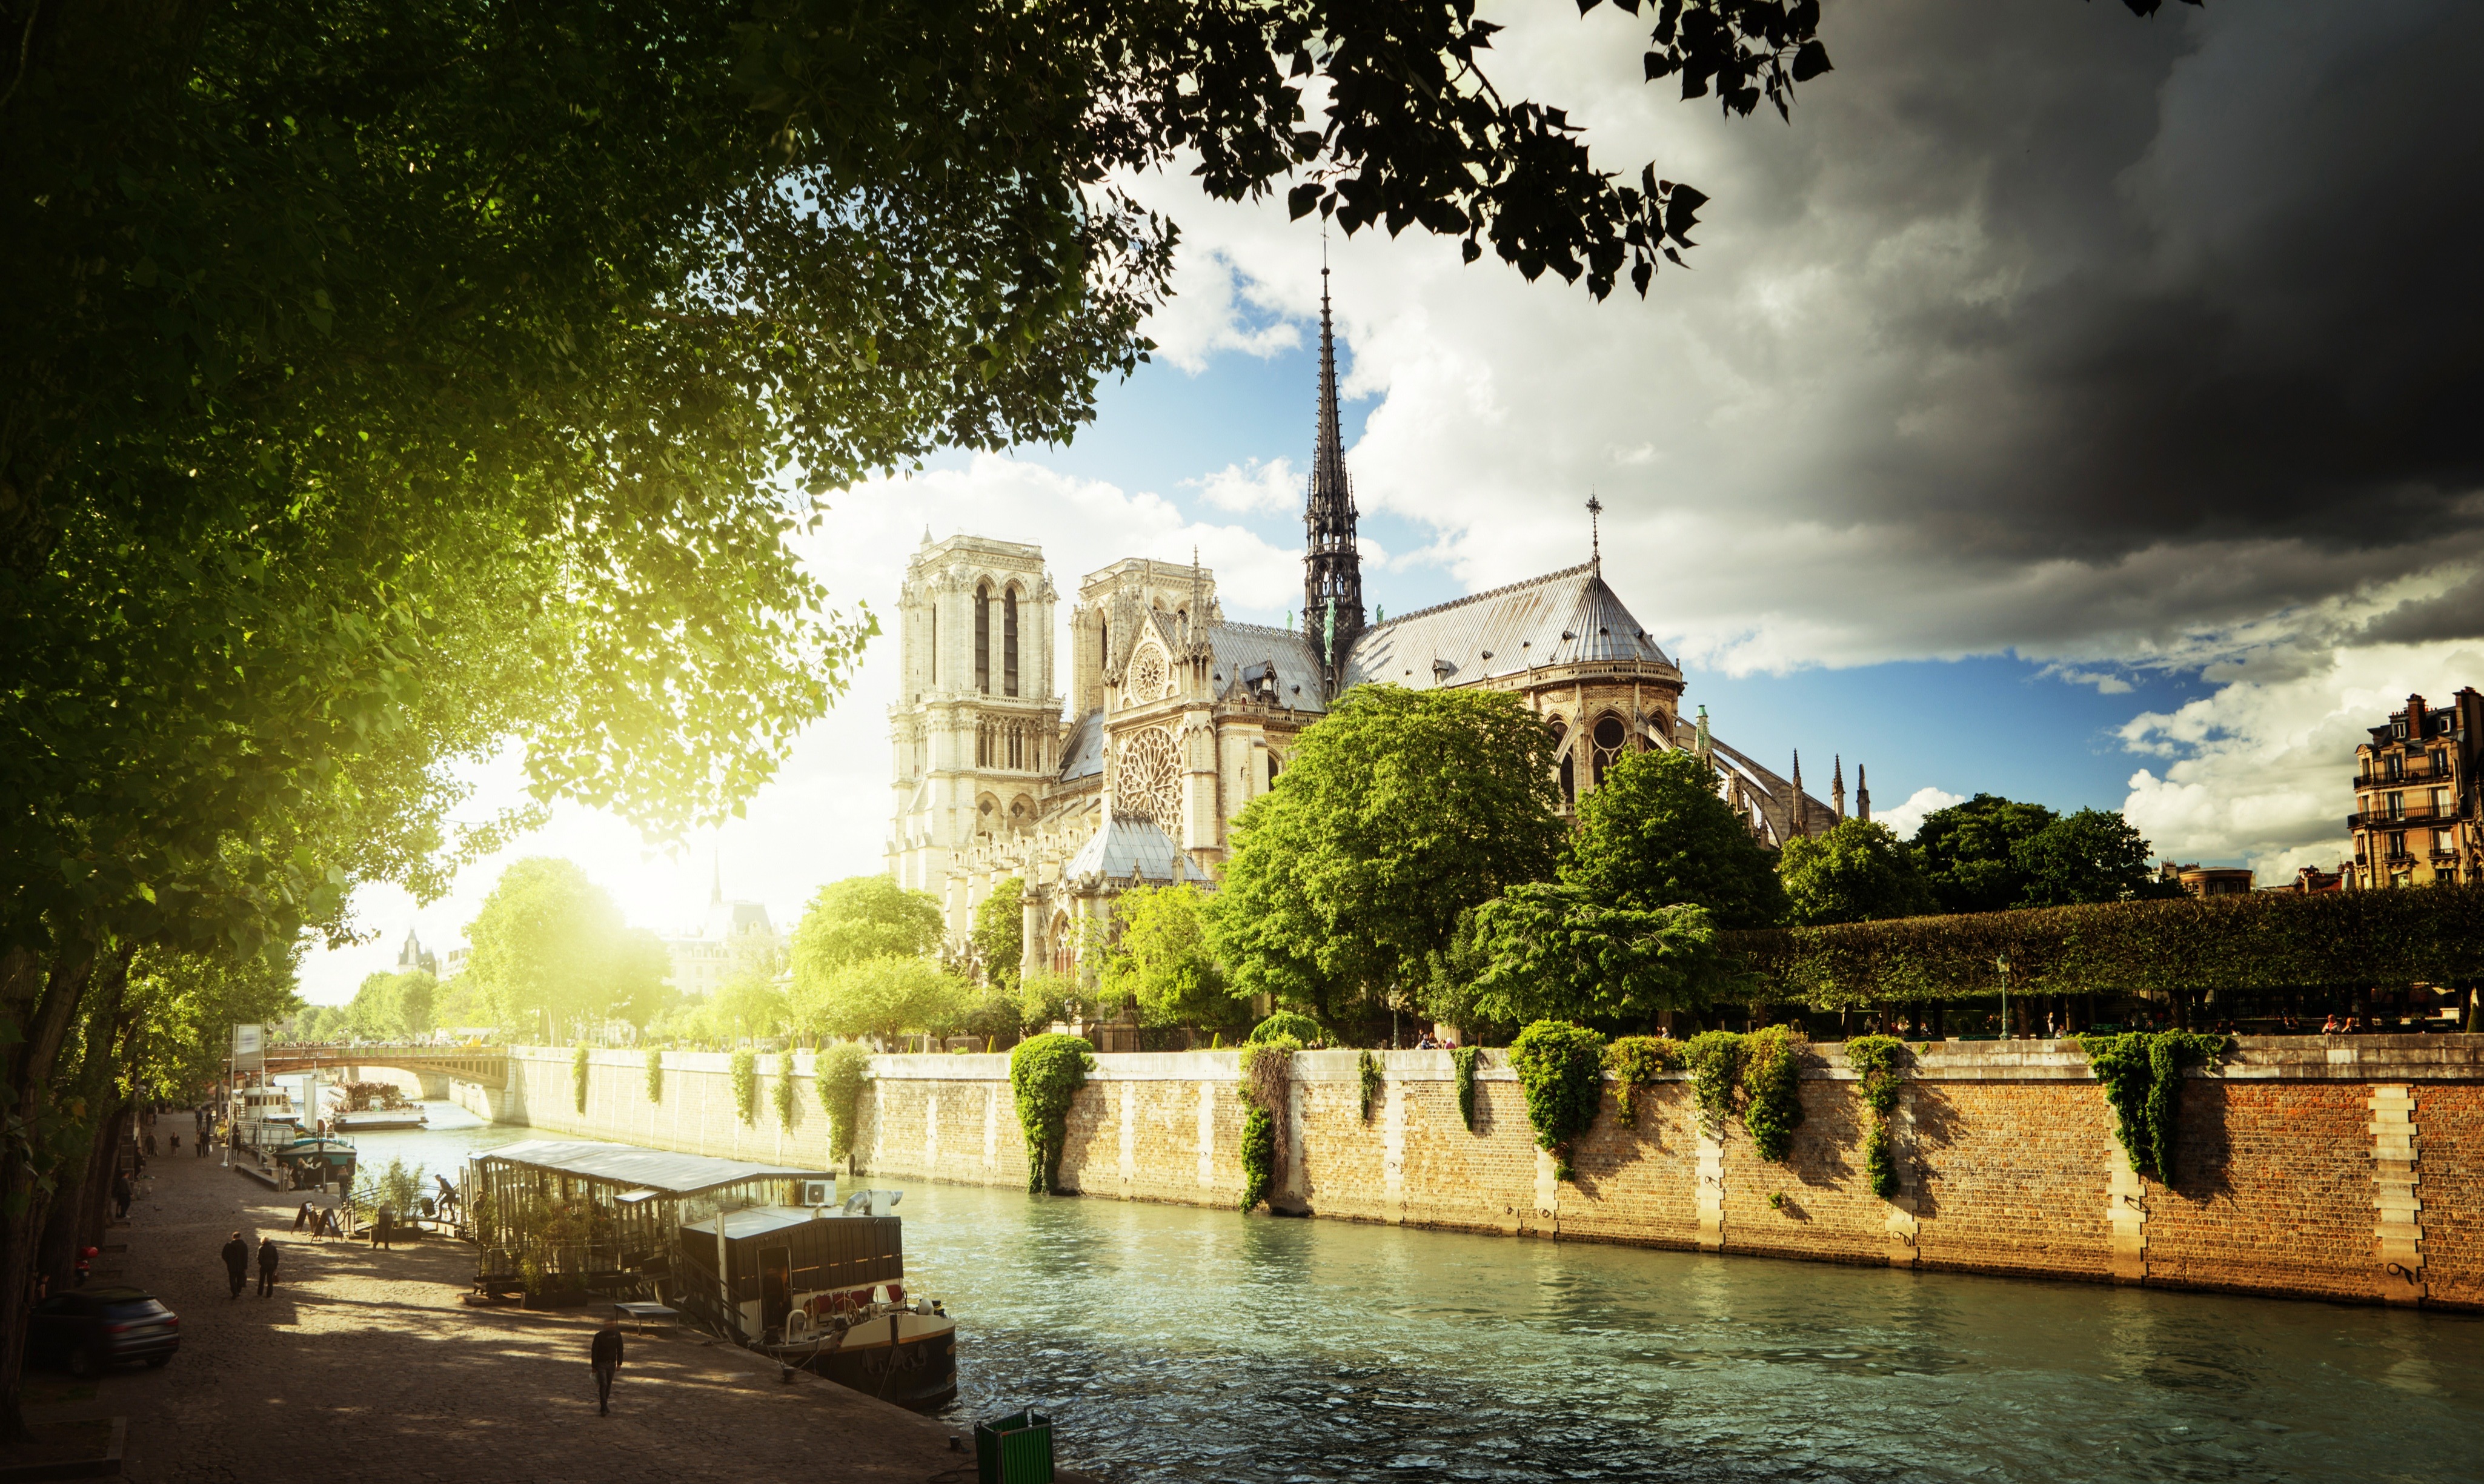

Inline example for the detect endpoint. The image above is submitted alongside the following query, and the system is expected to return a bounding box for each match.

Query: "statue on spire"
[1303,267,1365,688]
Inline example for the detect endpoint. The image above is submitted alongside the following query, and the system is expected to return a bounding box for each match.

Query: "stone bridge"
[261,1044,510,1099]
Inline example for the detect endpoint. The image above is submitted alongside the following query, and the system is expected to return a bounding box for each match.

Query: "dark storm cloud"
[1805,0,2484,566]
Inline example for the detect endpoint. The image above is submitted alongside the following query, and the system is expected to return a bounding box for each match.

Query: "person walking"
[374,1207,394,1252]
[169,1131,181,1154]
[221,1232,250,1299]
[256,1236,281,1297]
[111,1172,133,1221]
[590,1316,625,1415]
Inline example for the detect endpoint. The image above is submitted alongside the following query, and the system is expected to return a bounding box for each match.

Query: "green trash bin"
[975,1410,1054,1484]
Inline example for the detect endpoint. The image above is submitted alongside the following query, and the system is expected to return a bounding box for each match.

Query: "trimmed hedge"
[1724,884,2484,1006]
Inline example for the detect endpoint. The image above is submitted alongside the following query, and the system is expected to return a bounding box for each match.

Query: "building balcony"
[2349,807,2461,830]
[2360,764,2453,788]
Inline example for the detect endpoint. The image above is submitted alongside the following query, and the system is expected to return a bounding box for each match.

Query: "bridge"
[261,1044,510,1095]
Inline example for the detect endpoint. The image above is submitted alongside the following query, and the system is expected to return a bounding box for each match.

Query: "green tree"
[791,878,948,985]
[789,955,966,1044]
[465,858,665,1041]
[2014,809,2179,907]
[1456,887,1724,1028]
[1911,794,2058,915]
[1211,686,1564,1038]
[347,970,439,1042]
[972,878,1026,990]
[1566,749,1787,930]
[1779,819,1939,926]
[1101,885,1247,1032]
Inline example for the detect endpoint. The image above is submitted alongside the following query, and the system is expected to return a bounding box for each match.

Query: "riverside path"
[20,1113,1008,1483]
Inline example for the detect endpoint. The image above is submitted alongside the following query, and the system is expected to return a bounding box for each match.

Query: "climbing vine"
[643,1045,663,1105]
[2077,1031,2228,1181]
[1237,1035,1298,1211]
[731,1047,758,1125]
[1844,1035,1908,1200]
[817,1042,873,1165]
[1682,1030,1742,1138]
[1509,1021,1608,1181]
[1011,1033,1095,1194]
[1358,1049,1384,1122]
[774,1053,800,1127]
[1741,1025,1808,1164]
[1602,1036,1685,1127]
[572,1044,590,1115]
[1452,1046,1481,1132]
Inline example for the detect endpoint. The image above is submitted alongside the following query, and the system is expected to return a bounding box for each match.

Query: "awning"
[469,1139,829,1199]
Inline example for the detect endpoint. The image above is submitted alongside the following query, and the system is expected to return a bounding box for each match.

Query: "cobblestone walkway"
[27,1115,988,1483]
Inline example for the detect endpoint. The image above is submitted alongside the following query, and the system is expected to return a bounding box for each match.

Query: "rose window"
[1116,727,1182,829]
[1129,646,1167,700]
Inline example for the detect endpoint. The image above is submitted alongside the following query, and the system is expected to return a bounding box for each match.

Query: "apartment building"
[2350,689,2484,888]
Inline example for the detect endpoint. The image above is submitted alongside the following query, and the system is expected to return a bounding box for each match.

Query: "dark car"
[24,1287,180,1376]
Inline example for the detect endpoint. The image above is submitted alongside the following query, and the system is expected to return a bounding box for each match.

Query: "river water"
[353,1106,2483,1483]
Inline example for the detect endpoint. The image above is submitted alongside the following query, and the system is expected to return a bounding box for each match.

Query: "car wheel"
[65,1345,101,1379]
[145,1353,173,1369]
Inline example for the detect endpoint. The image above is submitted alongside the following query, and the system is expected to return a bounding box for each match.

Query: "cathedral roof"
[1207,621,1329,712]
[1340,563,1672,691]
[1063,814,1211,886]
[1059,709,1105,782]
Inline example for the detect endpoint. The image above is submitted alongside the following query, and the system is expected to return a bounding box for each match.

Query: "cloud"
[1878,786,1965,841]
[1188,457,1300,515]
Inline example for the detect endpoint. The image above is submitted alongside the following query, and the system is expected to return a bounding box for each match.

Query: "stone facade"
[495,1035,2484,1311]
[2351,687,2483,888]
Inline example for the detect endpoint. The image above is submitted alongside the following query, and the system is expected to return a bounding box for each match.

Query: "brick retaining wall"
[501,1036,2484,1311]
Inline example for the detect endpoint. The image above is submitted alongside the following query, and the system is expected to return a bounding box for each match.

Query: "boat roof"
[679,1206,864,1241]
[471,1139,829,1198]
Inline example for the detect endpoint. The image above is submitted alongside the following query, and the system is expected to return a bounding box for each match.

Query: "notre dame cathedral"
[887,273,1860,980]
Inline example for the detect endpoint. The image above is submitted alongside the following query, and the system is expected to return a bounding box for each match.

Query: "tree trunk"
[0,944,103,1442]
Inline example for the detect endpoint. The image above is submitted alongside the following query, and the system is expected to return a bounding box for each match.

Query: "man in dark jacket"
[111,1172,133,1220]
[221,1232,250,1299]
[590,1316,625,1414]
[256,1236,281,1296]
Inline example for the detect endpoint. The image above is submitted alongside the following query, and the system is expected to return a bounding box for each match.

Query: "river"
[352,1105,2483,1483]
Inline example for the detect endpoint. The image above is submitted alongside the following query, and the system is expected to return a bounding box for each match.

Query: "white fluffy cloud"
[1876,787,1967,841]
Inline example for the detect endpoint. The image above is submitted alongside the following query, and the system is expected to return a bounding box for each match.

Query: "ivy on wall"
[1682,1030,1742,1138]
[1358,1049,1383,1123]
[643,1045,664,1105]
[1603,1036,1684,1127]
[817,1042,873,1167]
[774,1053,800,1127]
[1741,1025,1807,1163]
[1509,1021,1606,1181]
[1452,1046,1480,1132]
[1844,1035,1908,1199]
[1237,1035,1297,1212]
[2076,1030,2228,1181]
[731,1047,758,1125]
[1011,1033,1095,1194]
[573,1044,591,1115]
[1240,1107,1275,1213]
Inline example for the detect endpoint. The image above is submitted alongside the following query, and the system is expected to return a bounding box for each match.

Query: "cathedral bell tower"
[1303,268,1366,689]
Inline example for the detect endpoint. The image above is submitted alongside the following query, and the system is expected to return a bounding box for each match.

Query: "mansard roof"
[1340,563,1673,691]
[1207,621,1329,712]
[1063,813,1211,886]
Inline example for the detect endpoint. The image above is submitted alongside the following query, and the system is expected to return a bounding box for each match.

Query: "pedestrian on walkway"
[169,1131,181,1154]
[144,1131,157,1157]
[112,1172,133,1220]
[257,1236,281,1297]
[590,1316,625,1414]
[196,1130,208,1158]
[221,1232,250,1299]
[375,1207,394,1252]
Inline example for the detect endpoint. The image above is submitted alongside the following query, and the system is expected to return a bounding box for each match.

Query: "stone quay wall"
[493,1036,2484,1311]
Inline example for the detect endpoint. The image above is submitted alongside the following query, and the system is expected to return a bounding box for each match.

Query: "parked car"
[24,1287,180,1376]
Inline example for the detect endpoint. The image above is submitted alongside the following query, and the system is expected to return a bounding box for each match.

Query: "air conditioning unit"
[800,1179,836,1208]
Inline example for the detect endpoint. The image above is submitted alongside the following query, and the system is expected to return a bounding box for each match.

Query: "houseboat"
[328,1079,430,1131]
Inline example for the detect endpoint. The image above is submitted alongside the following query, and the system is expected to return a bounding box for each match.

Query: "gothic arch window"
[1116,727,1182,829]
[975,720,990,769]
[1003,585,1021,698]
[1592,713,1627,789]
[975,581,992,694]
[1268,754,1280,787]
[1550,719,1575,806]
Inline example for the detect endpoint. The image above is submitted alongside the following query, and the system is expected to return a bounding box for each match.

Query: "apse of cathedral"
[885,273,1856,981]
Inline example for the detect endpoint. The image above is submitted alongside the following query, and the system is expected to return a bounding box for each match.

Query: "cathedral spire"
[1791,750,1807,838]
[1857,763,1871,824]
[1833,754,1846,823]
[1304,267,1365,687]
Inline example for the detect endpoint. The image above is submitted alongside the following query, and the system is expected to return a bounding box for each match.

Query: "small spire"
[1857,763,1872,824]
[1792,750,1807,838]
[1833,754,1847,824]
[1587,490,1602,571]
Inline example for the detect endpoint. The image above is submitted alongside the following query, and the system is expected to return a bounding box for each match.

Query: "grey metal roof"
[682,1206,836,1241]
[471,1139,828,1197]
[1058,708,1104,782]
[1208,621,1329,712]
[1341,564,1671,691]
[1063,814,1211,885]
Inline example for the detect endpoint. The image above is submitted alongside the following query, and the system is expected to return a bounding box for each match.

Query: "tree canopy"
[971,878,1027,991]
[792,877,948,985]
[2015,807,2179,907]
[1911,794,2058,915]
[790,954,968,1043]
[347,970,439,1044]
[1210,686,1564,1037]
[463,858,673,1039]
[1779,818,1938,926]
[1566,749,1787,930]
[1101,885,1247,1032]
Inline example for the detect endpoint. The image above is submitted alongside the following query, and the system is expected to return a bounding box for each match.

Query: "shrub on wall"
[817,1042,873,1166]
[731,1047,759,1125]
[643,1045,664,1105]
[774,1053,800,1127]
[1250,1010,1322,1045]
[572,1044,590,1115]
[1011,1033,1095,1194]
[1358,1049,1384,1122]
[1239,1107,1276,1213]
[2077,1030,2227,1181]
[1844,1035,1908,1199]
[1682,1030,1742,1138]
[1741,1025,1807,1163]
[1452,1045,1481,1132]
[1602,1036,1684,1127]
[1508,1020,1607,1181]
[1236,1035,1298,1211]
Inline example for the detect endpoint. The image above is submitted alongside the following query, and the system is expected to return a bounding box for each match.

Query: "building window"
[1591,714,1628,788]
[975,582,992,694]
[2388,792,2404,818]
[2389,831,2407,858]
[1550,720,1574,806]
[1004,587,1020,698]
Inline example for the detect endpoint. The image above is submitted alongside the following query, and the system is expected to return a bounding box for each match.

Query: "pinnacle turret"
[1304,268,1366,683]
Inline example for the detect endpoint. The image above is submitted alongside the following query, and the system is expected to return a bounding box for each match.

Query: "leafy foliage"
[1566,750,1788,931]
[644,1047,665,1106]
[774,1053,800,1127]
[1910,795,2059,916]
[1235,1035,1299,1211]
[1682,1031,1743,1138]
[1215,687,1564,1036]
[1010,1033,1095,1194]
[1452,1045,1481,1133]
[1358,1049,1385,1123]
[1239,1108,1277,1215]
[657,973,790,1045]
[2014,810,2183,908]
[1507,1021,1607,1181]
[572,1044,591,1116]
[1102,885,1244,1030]
[348,970,439,1043]
[1740,1025,1807,1163]
[1602,1036,1685,1127]
[354,1158,428,1221]
[791,878,947,984]
[816,1043,874,1165]
[789,954,967,1042]
[971,878,1027,991]
[1844,1036,1908,1201]
[1251,1011,1324,1045]
[468,859,674,1039]
[2077,1032,2228,1181]
[1779,820,1938,926]
[1460,886,1724,1027]
[731,1048,759,1127]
